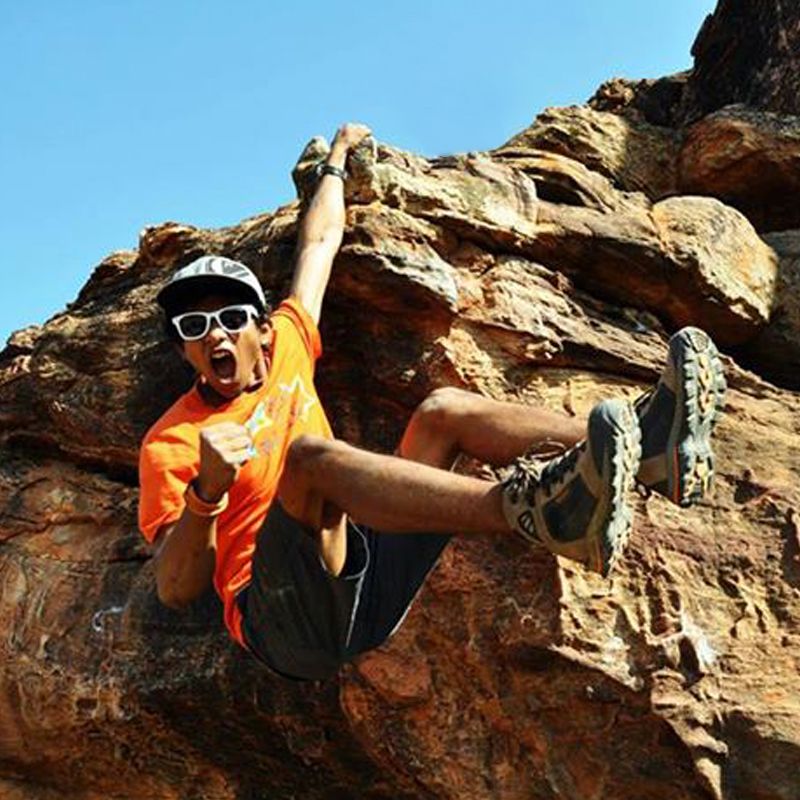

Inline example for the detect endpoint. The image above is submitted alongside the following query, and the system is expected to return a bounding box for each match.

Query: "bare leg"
[280,388,584,542]
[397,387,585,468]
[279,434,509,538]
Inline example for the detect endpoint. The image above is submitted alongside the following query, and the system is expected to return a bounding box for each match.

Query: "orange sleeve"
[271,297,323,362]
[138,428,198,544]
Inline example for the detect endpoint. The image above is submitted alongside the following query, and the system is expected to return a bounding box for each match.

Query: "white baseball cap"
[157,255,267,314]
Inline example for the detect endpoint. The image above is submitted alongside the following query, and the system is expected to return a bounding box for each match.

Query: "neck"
[197,380,235,408]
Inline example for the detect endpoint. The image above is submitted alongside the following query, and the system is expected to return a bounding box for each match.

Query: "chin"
[215,379,245,398]
[201,374,244,401]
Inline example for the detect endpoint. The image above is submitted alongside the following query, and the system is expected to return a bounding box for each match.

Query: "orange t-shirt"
[138,297,333,646]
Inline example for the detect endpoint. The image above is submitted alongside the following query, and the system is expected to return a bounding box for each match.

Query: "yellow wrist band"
[184,481,229,517]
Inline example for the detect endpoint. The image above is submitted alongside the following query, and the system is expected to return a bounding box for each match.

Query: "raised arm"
[290,122,372,324]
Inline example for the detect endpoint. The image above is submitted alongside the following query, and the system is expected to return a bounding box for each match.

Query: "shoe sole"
[589,400,641,577]
[667,328,727,507]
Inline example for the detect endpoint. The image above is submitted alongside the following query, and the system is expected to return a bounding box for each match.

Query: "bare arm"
[154,513,217,609]
[290,122,372,324]
[153,422,252,609]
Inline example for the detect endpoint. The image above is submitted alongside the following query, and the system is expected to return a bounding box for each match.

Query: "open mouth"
[210,351,237,381]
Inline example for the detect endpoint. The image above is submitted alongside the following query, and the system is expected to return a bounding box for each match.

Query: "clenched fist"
[196,421,254,502]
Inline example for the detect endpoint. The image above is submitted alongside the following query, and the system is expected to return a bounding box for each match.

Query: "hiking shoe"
[501,398,641,577]
[636,327,726,507]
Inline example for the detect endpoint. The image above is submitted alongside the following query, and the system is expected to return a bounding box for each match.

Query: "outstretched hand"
[331,122,372,152]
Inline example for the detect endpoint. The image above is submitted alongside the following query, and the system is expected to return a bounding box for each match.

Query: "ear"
[258,319,274,351]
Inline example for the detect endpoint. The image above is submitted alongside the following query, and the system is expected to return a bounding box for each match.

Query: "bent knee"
[285,434,332,468]
[413,387,471,431]
[284,434,351,483]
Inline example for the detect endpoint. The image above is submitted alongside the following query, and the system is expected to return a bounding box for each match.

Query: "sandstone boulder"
[737,230,800,387]
[490,147,628,213]
[501,105,681,199]
[1,130,799,800]
[525,194,777,346]
[588,74,690,128]
[679,106,800,232]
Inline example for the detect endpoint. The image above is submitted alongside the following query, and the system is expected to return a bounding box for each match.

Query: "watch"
[315,162,347,182]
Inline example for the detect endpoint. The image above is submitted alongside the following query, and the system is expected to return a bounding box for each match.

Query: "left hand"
[331,122,372,152]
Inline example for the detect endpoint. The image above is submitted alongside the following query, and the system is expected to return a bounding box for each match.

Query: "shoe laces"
[503,440,584,505]
[538,444,583,499]
[502,461,539,505]
[633,387,654,418]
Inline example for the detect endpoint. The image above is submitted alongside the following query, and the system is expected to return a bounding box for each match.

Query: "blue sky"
[0,1,715,344]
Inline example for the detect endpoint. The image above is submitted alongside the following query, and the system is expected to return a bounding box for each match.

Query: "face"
[176,294,272,401]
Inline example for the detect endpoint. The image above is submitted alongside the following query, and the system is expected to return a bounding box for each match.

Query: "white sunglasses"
[171,304,259,341]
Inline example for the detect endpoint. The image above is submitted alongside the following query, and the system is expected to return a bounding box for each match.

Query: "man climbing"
[138,122,727,680]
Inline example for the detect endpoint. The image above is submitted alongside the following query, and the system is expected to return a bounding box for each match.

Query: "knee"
[400,387,476,464]
[412,387,470,435]
[284,434,340,480]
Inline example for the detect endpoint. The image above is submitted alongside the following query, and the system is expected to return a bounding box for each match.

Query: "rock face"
[588,0,800,125]
[679,107,800,232]
[501,105,682,198]
[2,2,800,799]
[685,0,800,118]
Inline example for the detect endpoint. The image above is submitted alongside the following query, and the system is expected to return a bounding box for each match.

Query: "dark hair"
[162,285,270,344]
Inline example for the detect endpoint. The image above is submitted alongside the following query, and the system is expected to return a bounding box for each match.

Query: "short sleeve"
[138,430,198,543]
[270,297,323,362]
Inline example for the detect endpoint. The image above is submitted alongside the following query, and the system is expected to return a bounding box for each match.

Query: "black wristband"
[315,163,347,182]
[191,477,222,504]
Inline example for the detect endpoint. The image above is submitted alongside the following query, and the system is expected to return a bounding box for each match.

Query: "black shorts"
[237,501,451,681]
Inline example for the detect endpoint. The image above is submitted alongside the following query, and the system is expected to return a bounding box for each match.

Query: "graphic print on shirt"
[278,375,318,424]
[243,401,272,458]
[243,373,318,460]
